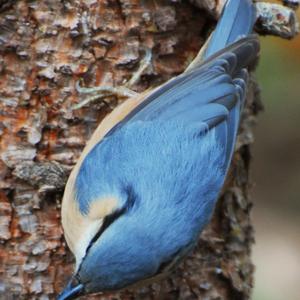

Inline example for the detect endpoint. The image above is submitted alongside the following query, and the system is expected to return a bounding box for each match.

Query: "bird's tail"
[187,0,256,71]
[204,0,256,58]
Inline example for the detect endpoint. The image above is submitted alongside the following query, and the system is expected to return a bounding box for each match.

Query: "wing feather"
[100,37,259,170]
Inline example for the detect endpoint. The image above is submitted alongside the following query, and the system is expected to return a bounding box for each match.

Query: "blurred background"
[252,6,300,300]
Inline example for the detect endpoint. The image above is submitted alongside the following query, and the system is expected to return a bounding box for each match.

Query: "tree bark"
[0,1,261,299]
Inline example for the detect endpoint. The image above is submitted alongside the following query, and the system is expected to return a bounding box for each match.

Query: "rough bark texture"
[0,1,261,299]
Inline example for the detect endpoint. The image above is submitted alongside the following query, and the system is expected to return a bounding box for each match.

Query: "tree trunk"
[0,1,261,299]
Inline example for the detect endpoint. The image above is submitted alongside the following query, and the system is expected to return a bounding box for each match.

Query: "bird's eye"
[75,207,127,275]
[76,186,137,274]
[86,206,127,253]
[84,186,137,254]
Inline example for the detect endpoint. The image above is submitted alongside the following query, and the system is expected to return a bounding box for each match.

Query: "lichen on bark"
[0,1,261,299]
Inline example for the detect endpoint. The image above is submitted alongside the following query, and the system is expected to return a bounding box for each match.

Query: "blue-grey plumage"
[59,0,259,299]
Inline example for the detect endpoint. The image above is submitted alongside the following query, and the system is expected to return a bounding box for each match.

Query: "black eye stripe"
[75,207,126,276]
[76,186,137,274]
[89,207,126,251]
[86,185,137,253]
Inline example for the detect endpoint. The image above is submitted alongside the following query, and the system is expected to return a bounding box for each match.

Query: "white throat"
[74,219,103,271]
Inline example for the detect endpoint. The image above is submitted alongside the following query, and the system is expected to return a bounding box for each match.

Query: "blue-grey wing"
[107,36,259,170]
[75,37,259,215]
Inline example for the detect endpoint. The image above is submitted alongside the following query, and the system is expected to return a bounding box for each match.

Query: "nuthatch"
[58,0,259,299]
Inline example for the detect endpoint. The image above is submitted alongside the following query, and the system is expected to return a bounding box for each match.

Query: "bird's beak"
[57,278,84,300]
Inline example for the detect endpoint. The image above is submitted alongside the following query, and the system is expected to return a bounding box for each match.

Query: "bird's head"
[58,197,196,300]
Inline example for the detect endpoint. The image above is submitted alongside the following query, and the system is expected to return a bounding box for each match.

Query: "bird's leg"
[72,48,152,110]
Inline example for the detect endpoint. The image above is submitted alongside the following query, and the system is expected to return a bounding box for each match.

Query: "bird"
[58,0,259,299]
